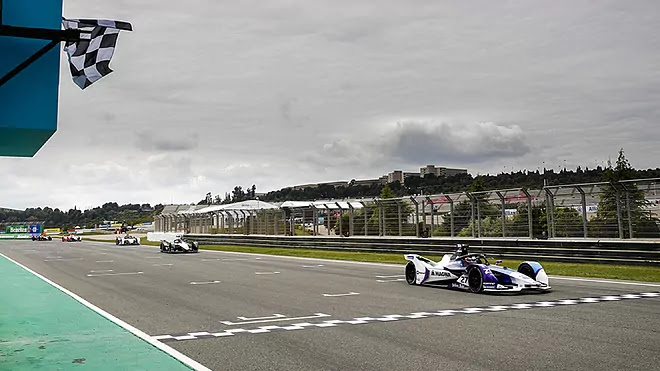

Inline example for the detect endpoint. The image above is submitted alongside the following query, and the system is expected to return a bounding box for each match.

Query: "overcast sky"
[2,0,659,210]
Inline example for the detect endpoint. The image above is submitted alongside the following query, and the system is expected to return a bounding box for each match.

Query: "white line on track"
[302,264,325,268]
[323,292,360,297]
[87,272,143,277]
[255,271,280,275]
[89,270,114,273]
[96,260,114,263]
[550,276,660,287]
[153,263,174,267]
[375,275,404,278]
[44,258,83,262]
[190,280,221,285]
[0,253,210,371]
[237,314,286,321]
[377,278,406,283]
[220,313,330,325]
[201,258,222,261]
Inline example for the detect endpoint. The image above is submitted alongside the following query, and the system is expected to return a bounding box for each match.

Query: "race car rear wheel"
[517,263,536,279]
[468,267,484,293]
[405,262,416,285]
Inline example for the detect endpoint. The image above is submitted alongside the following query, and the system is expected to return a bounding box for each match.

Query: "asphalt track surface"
[2,240,659,371]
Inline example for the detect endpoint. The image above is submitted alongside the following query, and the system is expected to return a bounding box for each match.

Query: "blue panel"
[0,0,63,156]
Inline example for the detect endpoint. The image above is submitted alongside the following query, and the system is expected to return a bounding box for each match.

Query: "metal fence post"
[575,186,588,238]
[496,191,506,238]
[445,195,455,237]
[410,197,420,237]
[397,200,402,236]
[348,203,355,237]
[466,192,476,238]
[543,187,555,238]
[521,188,533,238]
[335,202,343,237]
[476,196,482,238]
[425,197,434,237]
[420,199,426,234]
[323,205,330,236]
[311,205,318,236]
[377,200,383,236]
[623,185,634,239]
[612,183,624,239]
[359,201,368,236]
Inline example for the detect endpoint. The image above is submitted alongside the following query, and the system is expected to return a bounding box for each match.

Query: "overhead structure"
[1,0,132,157]
[0,0,69,156]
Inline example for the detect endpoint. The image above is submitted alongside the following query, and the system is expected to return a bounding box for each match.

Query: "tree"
[592,148,659,238]
[232,186,246,202]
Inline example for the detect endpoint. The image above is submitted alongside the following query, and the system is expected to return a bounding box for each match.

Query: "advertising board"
[6,225,28,233]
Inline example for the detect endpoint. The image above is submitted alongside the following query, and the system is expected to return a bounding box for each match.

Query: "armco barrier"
[185,234,660,265]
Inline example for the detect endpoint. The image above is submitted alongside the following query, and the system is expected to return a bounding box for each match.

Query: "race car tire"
[47,236,52,241]
[467,267,484,293]
[517,263,536,280]
[405,262,417,285]
[116,239,120,245]
[160,242,167,253]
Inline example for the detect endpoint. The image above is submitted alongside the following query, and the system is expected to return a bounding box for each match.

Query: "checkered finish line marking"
[151,292,660,342]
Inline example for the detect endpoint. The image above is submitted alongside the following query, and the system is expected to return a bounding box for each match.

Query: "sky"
[1,0,659,210]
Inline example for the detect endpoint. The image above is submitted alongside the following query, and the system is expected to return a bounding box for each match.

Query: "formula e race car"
[160,237,198,253]
[116,234,140,245]
[404,244,550,293]
[32,235,53,241]
[62,234,82,242]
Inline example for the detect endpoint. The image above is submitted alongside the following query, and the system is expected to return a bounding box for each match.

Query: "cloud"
[139,132,199,152]
[385,120,530,164]
[1,1,659,209]
[306,119,530,170]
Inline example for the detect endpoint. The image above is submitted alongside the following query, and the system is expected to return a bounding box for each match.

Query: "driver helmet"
[455,244,470,256]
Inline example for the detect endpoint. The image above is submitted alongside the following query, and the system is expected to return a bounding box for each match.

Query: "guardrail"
[185,234,660,266]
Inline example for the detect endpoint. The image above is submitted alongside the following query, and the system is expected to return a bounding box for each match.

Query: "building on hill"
[352,178,387,187]
[291,180,349,190]
[419,165,467,178]
[387,170,421,183]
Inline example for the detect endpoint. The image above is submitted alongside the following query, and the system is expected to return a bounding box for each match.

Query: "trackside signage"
[6,225,28,234]
[0,233,31,239]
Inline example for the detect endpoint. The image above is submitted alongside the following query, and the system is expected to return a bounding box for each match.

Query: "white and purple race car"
[404,244,550,293]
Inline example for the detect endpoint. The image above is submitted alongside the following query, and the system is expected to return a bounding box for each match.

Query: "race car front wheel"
[405,262,417,285]
[517,263,536,280]
[468,267,484,293]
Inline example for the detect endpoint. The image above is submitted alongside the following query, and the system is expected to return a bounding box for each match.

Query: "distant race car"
[62,234,82,242]
[32,235,52,241]
[404,244,550,293]
[116,234,140,246]
[160,237,198,253]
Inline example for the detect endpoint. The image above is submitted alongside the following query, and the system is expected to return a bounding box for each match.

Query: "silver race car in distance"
[160,237,199,253]
[404,244,550,293]
[116,234,140,245]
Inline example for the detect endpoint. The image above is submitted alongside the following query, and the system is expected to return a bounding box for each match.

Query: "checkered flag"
[62,19,132,89]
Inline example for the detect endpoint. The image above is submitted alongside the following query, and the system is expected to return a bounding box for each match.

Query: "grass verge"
[198,244,660,283]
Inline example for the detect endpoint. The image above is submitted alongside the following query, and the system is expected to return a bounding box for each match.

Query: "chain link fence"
[155,178,660,239]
